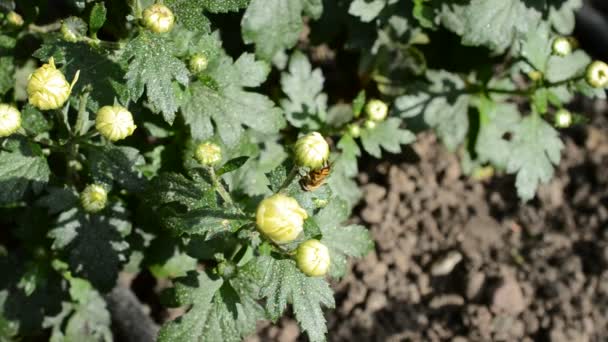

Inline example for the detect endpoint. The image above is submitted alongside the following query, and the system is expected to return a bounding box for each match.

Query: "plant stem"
[74,92,90,136]
[208,167,234,207]
[278,166,299,192]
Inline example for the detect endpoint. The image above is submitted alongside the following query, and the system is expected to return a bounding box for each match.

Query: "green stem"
[74,92,89,136]
[208,167,234,207]
[278,166,299,192]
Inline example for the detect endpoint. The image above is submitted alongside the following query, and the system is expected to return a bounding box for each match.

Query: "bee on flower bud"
[365,99,388,122]
[142,4,175,33]
[95,105,137,141]
[80,184,108,213]
[189,54,209,74]
[586,61,608,88]
[554,108,573,128]
[195,142,222,166]
[551,37,572,57]
[294,132,329,170]
[0,104,21,138]
[27,58,79,111]
[256,194,307,244]
[296,239,331,277]
[7,11,23,27]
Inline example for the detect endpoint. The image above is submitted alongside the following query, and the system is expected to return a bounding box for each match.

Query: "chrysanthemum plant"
[0,0,604,341]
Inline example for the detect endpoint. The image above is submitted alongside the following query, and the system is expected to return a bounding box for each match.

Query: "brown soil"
[250,100,608,342]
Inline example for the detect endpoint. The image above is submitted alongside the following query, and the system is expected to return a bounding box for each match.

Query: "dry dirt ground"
[250,100,608,342]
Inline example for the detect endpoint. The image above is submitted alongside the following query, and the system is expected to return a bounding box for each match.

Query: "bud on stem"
[95,105,137,141]
[0,104,21,138]
[80,184,108,213]
[296,239,331,277]
[256,194,307,244]
[294,132,330,170]
[142,4,175,33]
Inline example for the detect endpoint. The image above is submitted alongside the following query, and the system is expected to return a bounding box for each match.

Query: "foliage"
[0,0,603,341]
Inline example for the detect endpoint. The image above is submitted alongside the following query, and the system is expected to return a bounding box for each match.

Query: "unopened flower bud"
[195,142,222,166]
[142,4,175,33]
[189,54,209,74]
[294,132,329,170]
[347,124,361,138]
[586,61,608,88]
[527,70,543,82]
[7,11,23,27]
[61,17,87,43]
[0,104,21,137]
[554,108,573,128]
[80,184,108,213]
[256,194,307,244]
[552,37,572,57]
[95,105,137,141]
[296,239,330,277]
[27,58,79,111]
[365,99,388,122]
[364,120,377,130]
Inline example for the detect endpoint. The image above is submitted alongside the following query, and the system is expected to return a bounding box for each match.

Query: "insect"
[300,163,332,191]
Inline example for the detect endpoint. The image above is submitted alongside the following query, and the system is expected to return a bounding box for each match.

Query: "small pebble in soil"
[430,250,463,276]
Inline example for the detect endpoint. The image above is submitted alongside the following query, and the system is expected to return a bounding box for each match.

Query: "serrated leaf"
[280,52,327,129]
[0,56,14,96]
[545,50,590,83]
[34,40,125,112]
[0,148,50,205]
[254,255,335,342]
[348,0,386,23]
[242,0,308,61]
[165,0,211,33]
[519,22,551,72]
[202,0,249,13]
[327,135,361,207]
[549,0,582,35]
[158,269,264,342]
[48,204,132,292]
[360,118,415,158]
[123,32,190,123]
[181,53,284,146]
[475,102,521,169]
[86,145,146,193]
[506,114,564,201]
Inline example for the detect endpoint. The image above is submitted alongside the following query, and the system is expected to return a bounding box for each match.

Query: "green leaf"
[21,105,52,135]
[280,52,327,129]
[88,2,107,36]
[86,145,146,193]
[165,0,211,33]
[348,0,386,23]
[123,32,190,124]
[254,255,335,342]
[181,53,284,146]
[327,135,361,207]
[506,114,564,201]
[242,0,312,60]
[217,156,250,176]
[549,0,582,35]
[0,56,14,96]
[360,118,415,158]
[545,50,590,83]
[475,101,521,169]
[202,0,249,13]
[63,291,112,341]
[0,147,50,205]
[158,269,265,342]
[48,204,132,292]
[34,40,126,112]
[519,22,551,72]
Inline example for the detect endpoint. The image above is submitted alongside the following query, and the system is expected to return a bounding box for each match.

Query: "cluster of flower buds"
[0,104,21,137]
[142,4,175,33]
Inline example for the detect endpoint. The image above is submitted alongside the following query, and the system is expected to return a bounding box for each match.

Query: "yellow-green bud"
[194,142,222,166]
[27,58,79,111]
[142,4,175,33]
[95,105,137,141]
[364,120,377,130]
[527,70,543,82]
[189,54,209,74]
[365,99,388,122]
[296,239,330,277]
[294,132,329,170]
[7,11,23,27]
[0,104,21,138]
[552,37,572,57]
[61,17,87,43]
[80,184,108,213]
[554,108,573,128]
[347,124,361,138]
[586,61,608,88]
[256,194,307,244]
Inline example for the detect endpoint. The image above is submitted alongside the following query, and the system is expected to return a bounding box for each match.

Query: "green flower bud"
[256,194,307,244]
[365,99,388,122]
[586,61,608,88]
[294,132,329,170]
[296,239,330,277]
[61,17,87,43]
[554,108,573,128]
[347,124,361,138]
[142,4,175,33]
[0,104,21,138]
[7,11,23,27]
[552,37,572,57]
[527,70,543,82]
[189,54,209,74]
[80,184,108,213]
[364,120,377,130]
[95,105,137,141]
[195,142,222,166]
[27,58,79,111]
